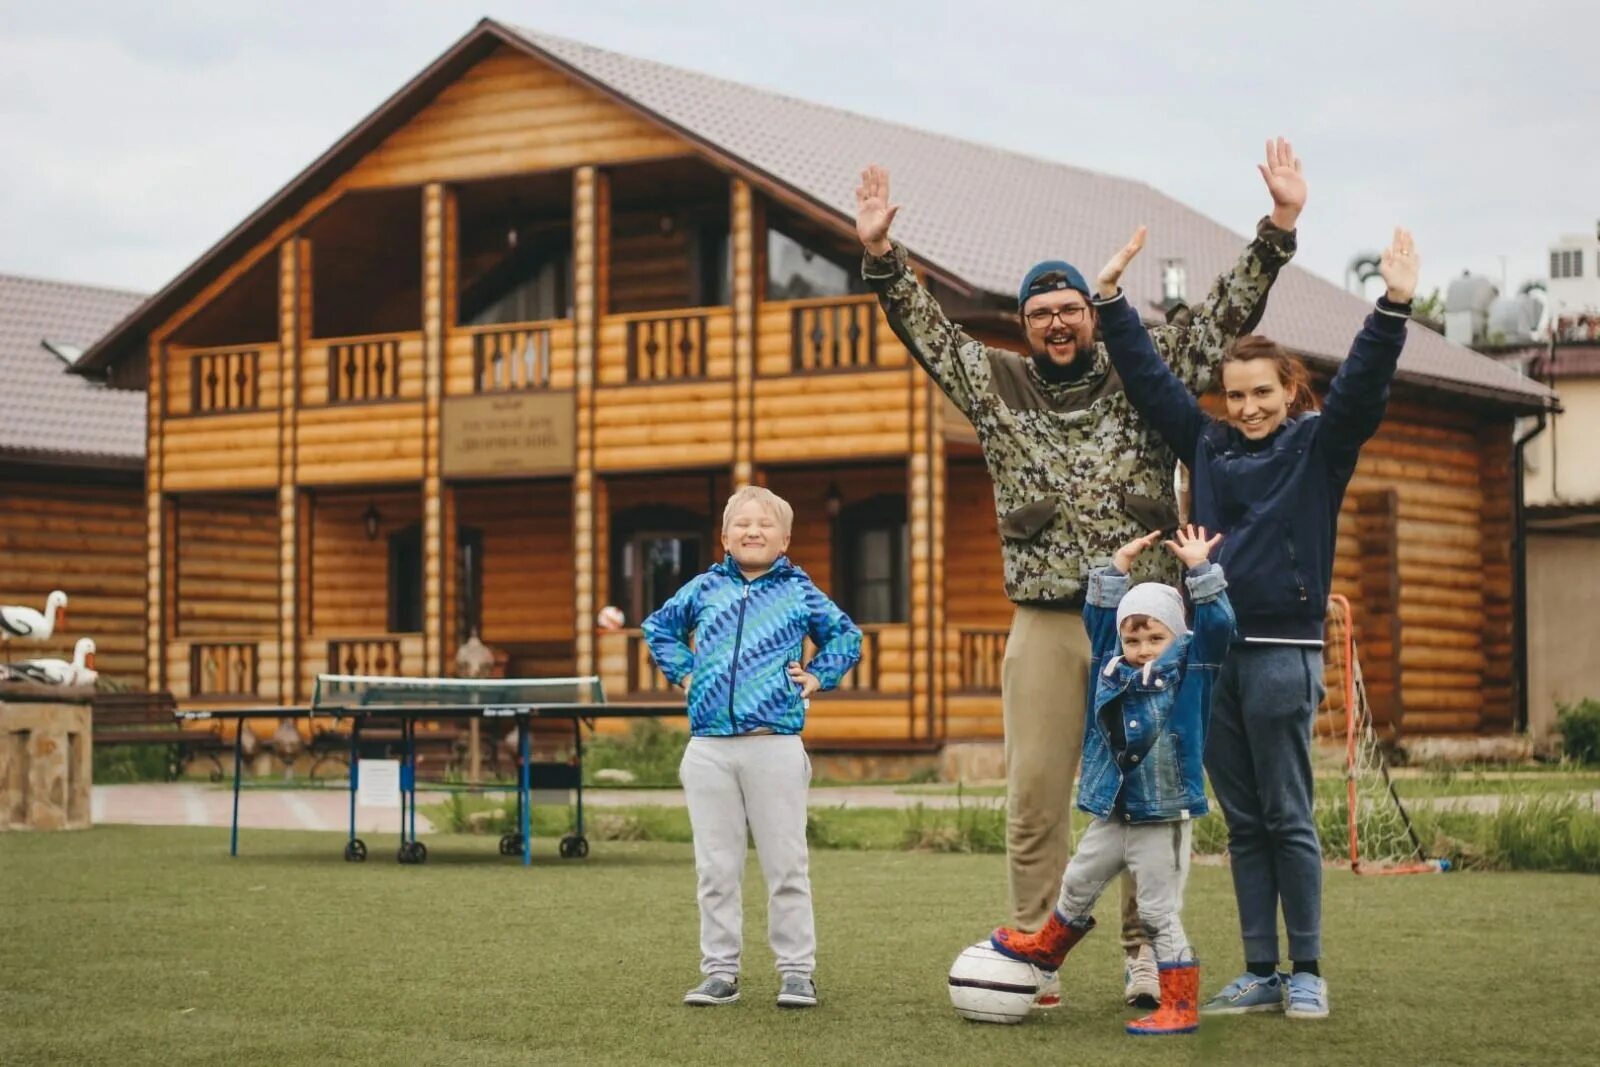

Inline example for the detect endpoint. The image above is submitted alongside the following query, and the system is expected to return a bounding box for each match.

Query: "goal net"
[1321,595,1447,875]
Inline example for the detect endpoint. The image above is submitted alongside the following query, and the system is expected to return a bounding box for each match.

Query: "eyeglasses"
[1024,304,1089,329]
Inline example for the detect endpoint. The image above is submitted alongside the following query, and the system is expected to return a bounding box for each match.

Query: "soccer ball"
[947,940,1040,1024]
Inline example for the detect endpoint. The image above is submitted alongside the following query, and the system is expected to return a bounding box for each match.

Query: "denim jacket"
[641,555,862,737]
[1075,562,1234,822]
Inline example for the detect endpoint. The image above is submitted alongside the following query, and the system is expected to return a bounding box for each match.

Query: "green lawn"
[2,827,1597,1066]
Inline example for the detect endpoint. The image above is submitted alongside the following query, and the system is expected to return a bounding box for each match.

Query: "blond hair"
[722,485,794,534]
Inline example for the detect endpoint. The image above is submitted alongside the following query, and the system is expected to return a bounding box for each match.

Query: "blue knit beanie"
[1018,260,1092,310]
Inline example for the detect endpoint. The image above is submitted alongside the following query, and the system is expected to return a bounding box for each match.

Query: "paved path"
[91,783,1003,834]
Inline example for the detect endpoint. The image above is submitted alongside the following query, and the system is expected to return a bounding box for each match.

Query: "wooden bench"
[91,691,229,781]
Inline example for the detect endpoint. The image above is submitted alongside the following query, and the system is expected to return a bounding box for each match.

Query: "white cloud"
[1,0,1595,301]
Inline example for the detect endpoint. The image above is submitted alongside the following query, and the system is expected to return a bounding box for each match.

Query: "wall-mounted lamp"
[363,502,381,541]
[824,481,843,518]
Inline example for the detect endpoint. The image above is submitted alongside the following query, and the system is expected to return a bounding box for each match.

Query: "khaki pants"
[1003,604,1145,949]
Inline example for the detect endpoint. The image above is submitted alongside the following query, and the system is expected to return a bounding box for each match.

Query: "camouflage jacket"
[862,219,1296,605]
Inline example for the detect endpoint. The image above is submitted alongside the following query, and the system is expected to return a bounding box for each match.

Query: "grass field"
[3,827,1597,1066]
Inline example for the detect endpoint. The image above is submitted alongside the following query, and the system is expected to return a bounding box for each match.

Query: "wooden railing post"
[573,166,603,681]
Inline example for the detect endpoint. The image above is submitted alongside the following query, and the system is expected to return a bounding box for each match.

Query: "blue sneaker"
[1285,972,1329,1019]
[1200,971,1285,1015]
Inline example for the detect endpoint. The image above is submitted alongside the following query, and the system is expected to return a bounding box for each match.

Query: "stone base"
[1394,733,1536,767]
[939,741,1006,784]
[807,750,942,783]
[0,702,93,830]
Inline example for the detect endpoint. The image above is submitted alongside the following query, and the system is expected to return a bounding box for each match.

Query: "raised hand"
[1164,523,1223,570]
[1112,529,1164,574]
[855,165,900,256]
[1096,226,1148,299]
[1258,136,1307,230]
[1378,226,1419,304]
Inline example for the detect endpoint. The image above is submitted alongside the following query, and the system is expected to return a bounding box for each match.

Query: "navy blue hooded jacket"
[1092,290,1411,643]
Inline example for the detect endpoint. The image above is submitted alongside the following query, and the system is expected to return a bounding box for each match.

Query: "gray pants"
[679,734,814,980]
[1205,645,1325,964]
[1057,816,1193,962]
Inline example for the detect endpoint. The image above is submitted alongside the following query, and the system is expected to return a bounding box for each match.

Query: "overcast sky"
[2,0,1594,304]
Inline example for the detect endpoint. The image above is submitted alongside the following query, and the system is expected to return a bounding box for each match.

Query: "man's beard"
[1029,331,1094,383]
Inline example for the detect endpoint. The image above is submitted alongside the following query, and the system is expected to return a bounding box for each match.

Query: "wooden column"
[277,239,308,701]
[907,364,937,741]
[573,167,604,678]
[421,183,449,677]
[144,336,165,692]
[730,179,757,488]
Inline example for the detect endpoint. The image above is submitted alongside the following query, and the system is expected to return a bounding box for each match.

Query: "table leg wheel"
[559,835,589,859]
[499,833,524,856]
[344,839,367,862]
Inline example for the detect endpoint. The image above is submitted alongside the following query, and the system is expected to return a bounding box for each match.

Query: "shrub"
[583,719,690,787]
[1556,698,1600,766]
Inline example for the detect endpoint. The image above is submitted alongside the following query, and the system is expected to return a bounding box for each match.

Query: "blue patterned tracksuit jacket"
[641,555,863,737]
[1076,562,1234,823]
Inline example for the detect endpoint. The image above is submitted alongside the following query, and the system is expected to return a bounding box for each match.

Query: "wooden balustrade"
[328,336,403,402]
[626,632,675,695]
[189,642,259,697]
[327,637,404,676]
[956,628,1008,693]
[791,298,878,372]
[626,312,709,382]
[189,348,262,413]
[473,324,553,392]
[833,625,881,692]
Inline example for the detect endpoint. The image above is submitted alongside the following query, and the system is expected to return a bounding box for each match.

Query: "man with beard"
[856,140,1304,1008]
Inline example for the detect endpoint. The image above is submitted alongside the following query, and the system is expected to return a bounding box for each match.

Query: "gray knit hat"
[1116,583,1189,639]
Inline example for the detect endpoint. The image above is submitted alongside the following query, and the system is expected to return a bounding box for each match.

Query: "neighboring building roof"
[77,18,1554,412]
[1,272,146,467]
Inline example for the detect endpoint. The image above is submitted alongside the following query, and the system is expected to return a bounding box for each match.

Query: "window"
[767,228,868,301]
[691,220,732,307]
[1551,249,1585,280]
[388,523,423,634]
[611,505,708,626]
[464,241,572,325]
[835,494,909,625]
[456,526,484,645]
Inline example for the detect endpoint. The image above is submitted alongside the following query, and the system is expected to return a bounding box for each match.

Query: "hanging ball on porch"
[596,605,625,631]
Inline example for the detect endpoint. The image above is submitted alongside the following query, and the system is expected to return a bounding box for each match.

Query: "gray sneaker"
[776,973,818,1008]
[683,976,740,1006]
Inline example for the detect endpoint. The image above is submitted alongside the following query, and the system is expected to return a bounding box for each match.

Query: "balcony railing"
[956,628,1008,693]
[328,336,403,403]
[327,637,404,676]
[627,312,709,383]
[190,641,260,698]
[190,348,263,414]
[791,298,878,373]
[473,324,554,392]
[625,633,675,696]
[830,626,880,692]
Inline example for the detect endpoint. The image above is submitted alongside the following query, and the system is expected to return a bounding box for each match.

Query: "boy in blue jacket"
[991,524,1233,1036]
[642,486,862,1011]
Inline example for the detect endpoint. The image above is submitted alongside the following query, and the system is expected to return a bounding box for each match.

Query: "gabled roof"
[1,273,146,467]
[78,18,1554,412]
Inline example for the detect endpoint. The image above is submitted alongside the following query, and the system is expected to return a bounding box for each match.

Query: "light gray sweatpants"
[679,734,814,980]
[1057,816,1194,962]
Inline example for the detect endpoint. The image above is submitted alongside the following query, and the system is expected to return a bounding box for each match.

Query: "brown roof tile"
[513,26,1551,410]
[1,273,146,466]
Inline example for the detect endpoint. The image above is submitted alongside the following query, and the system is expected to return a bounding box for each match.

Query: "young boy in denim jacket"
[642,486,862,1011]
[990,524,1233,1035]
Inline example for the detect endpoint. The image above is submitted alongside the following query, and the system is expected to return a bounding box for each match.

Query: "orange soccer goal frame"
[1326,594,1448,876]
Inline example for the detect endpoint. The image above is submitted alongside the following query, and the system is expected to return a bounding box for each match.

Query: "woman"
[1089,221,1419,1020]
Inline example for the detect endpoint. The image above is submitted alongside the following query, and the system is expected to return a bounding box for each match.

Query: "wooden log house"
[71,20,1554,751]
[1,274,148,684]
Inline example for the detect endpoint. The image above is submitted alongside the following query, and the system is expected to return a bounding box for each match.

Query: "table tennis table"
[175,674,683,866]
